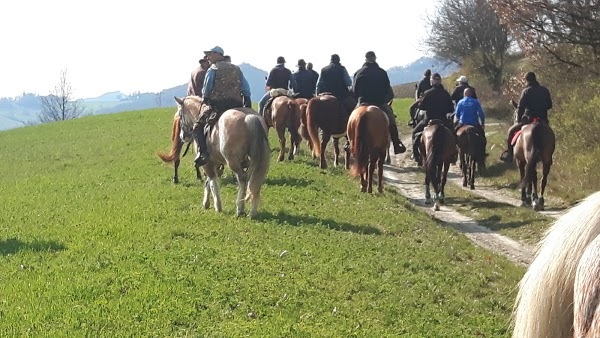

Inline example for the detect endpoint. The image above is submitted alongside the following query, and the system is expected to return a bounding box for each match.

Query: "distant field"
[0,102,523,336]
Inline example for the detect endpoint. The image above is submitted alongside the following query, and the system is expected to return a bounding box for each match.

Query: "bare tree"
[424,0,511,90]
[490,0,600,76]
[38,69,85,123]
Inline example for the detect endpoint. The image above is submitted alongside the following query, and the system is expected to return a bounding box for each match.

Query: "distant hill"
[387,56,459,86]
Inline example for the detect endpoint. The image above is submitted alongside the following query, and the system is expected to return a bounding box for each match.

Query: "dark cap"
[297,59,306,66]
[365,51,376,59]
[431,73,442,80]
[277,56,286,64]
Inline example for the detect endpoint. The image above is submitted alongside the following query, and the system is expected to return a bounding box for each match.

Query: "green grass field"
[0,101,525,336]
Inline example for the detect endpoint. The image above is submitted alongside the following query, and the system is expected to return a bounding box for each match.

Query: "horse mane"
[512,191,600,338]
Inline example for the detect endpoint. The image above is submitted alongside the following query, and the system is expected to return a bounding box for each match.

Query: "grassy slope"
[0,104,523,336]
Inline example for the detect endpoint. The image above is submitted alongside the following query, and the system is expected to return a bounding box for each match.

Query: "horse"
[456,125,486,190]
[159,96,270,218]
[421,120,457,210]
[263,95,302,162]
[512,191,600,338]
[156,96,203,184]
[305,94,351,169]
[510,100,556,210]
[295,98,311,152]
[346,105,390,193]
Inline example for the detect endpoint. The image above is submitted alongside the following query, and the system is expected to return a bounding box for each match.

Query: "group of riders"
[186,45,553,168]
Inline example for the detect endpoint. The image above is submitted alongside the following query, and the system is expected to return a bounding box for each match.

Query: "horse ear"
[174,96,184,106]
[511,99,517,109]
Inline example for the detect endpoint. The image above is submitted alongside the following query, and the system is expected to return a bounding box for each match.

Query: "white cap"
[456,75,468,83]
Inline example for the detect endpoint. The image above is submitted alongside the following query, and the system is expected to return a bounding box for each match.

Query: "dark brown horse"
[305,94,351,169]
[157,96,202,183]
[264,96,302,161]
[456,125,486,190]
[347,105,390,193]
[421,120,457,210]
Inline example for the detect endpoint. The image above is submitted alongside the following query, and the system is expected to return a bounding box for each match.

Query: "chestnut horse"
[305,94,350,169]
[512,191,600,338]
[456,125,486,190]
[421,120,457,210]
[347,105,390,193]
[156,96,202,184]
[511,101,556,210]
[158,96,270,218]
[295,98,311,152]
[264,96,302,161]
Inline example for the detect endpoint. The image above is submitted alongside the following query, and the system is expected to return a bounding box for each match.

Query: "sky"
[0,0,437,99]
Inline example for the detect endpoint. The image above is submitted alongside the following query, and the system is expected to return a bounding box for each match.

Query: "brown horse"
[421,120,457,210]
[264,96,302,161]
[159,96,270,218]
[305,94,351,169]
[295,98,311,152]
[157,96,203,183]
[456,125,486,190]
[347,105,390,193]
[509,100,556,210]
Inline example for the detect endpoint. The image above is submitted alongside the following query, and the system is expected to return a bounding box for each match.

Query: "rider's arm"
[517,88,528,118]
[477,100,485,127]
[240,73,251,98]
[316,73,324,95]
[201,67,216,98]
[342,67,352,89]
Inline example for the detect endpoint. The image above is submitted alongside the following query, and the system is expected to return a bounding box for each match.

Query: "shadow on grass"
[256,211,382,235]
[482,161,514,178]
[0,238,66,256]
[266,176,314,187]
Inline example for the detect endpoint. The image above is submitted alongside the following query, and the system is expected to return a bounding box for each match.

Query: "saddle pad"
[511,130,523,146]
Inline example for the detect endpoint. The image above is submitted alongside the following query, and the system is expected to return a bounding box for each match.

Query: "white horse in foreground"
[512,191,600,337]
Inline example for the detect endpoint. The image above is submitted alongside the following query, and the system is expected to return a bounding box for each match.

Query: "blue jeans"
[259,92,270,115]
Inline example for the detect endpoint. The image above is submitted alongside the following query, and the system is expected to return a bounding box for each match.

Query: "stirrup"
[499,150,512,163]
[194,153,209,166]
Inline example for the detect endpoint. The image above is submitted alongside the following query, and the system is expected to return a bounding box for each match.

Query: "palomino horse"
[305,94,351,169]
[511,101,556,210]
[346,105,390,193]
[264,96,302,161]
[512,191,600,338]
[456,125,486,190]
[157,96,203,184]
[421,120,457,210]
[159,96,270,218]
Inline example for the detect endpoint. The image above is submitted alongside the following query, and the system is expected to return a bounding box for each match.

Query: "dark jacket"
[517,81,552,121]
[416,76,432,99]
[451,83,477,104]
[419,84,454,121]
[292,68,317,99]
[353,62,393,105]
[317,62,350,99]
[266,64,293,89]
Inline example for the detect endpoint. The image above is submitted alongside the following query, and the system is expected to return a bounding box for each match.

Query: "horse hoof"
[172,177,179,184]
[236,211,246,218]
[433,203,440,211]
[425,198,432,205]
[520,201,529,207]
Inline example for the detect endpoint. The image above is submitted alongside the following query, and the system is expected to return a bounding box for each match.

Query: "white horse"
[159,96,270,218]
[512,191,600,337]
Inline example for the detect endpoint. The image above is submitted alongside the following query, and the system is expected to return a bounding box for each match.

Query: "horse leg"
[518,160,530,206]
[377,153,385,193]
[195,164,203,182]
[287,129,296,160]
[531,167,541,211]
[173,158,180,184]
[538,163,551,210]
[460,152,467,187]
[333,137,340,167]
[438,163,450,205]
[367,157,376,194]
[202,179,211,209]
[277,127,286,162]
[469,157,476,190]
[320,133,330,169]
[203,165,222,212]
[234,168,248,217]
[344,137,350,170]
[425,176,432,205]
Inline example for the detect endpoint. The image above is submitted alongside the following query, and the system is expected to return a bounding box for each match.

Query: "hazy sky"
[1,0,437,99]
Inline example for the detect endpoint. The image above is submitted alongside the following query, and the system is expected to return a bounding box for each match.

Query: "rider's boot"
[389,123,406,154]
[193,122,210,166]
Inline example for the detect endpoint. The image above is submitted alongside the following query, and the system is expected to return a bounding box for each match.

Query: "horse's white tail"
[244,114,270,204]
[512,191,600,338]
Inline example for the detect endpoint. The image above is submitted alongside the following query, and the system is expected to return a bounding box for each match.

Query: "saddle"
[511,117,543,146]
[263,88,294,117]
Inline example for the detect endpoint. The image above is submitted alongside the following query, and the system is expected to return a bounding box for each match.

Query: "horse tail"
[157,115,183,163]
[245,114,270,202]
[287,100,301,144]
[306,99,322,156]
[350,112,369,178]
[424,125,443,182]
[521,124,543,188]
[512,191,600,338]
[468,128,485,166]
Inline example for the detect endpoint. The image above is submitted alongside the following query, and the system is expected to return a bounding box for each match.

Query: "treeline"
[424,0,600,201]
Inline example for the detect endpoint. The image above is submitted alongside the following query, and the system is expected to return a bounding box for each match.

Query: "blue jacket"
[455,96,485,126]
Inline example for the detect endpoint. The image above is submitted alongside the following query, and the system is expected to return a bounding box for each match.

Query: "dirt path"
[382,138,538,266]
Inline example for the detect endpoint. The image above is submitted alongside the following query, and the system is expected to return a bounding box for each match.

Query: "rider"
[193,46,252,167]
[454,87,486,149]
[187,57,210,96]
[408,69,432,126]
[451,75,477,106]
[316,54,355,114]
[411,73,454,164]
[292,59,317,99]
[500,71,553,163]
[258,56,296,116]
[353,51,406,154]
